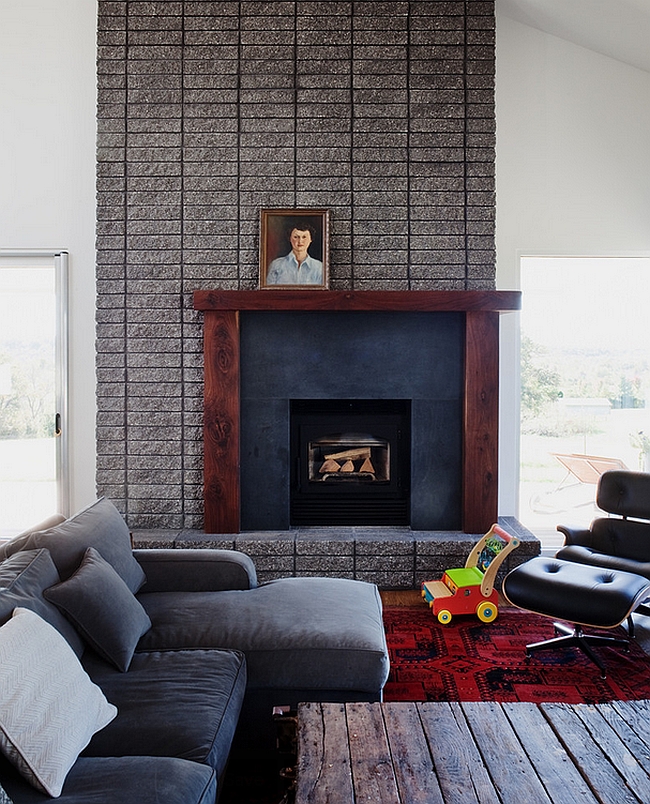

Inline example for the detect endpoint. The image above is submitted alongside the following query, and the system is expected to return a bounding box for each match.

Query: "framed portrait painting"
[260,208,330,290]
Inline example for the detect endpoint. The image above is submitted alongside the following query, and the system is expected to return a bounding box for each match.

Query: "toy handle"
[489,524,516,543]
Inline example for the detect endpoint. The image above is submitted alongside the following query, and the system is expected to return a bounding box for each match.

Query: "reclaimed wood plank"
[572,705,650,800]
[463,311,499,532]
[295,702,353,804]
[202,309,240,533]
[461,701,553,804]
[346,703,400,804]
[193,289,522,313]
[503,702,599,804]
[382,702,444,804]
[599,702,650,765]
[609,700,650,753]
[418,702,496,804]
[541,702,640,804]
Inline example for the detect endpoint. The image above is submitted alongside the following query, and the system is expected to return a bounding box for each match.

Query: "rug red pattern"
[382,606,650,704]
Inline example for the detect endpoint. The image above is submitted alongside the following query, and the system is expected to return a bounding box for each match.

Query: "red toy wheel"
[437,609,452,625]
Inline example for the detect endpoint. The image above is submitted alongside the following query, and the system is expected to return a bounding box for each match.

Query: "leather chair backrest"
[590,517,650,562]
[596,470,650,519]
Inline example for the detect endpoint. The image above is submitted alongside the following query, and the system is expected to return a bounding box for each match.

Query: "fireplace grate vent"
[290,498,409,526]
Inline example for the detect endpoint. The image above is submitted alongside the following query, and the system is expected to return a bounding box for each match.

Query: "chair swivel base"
[525,621,630,679]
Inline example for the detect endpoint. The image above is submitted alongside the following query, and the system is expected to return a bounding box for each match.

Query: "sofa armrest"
[133,549,257,592]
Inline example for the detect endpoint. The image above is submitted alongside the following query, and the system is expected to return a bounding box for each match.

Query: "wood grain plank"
[571,704,650,801]
[541,702,640,804]
[600,702,650,765]
[503,702,598,804]
[193,289,522,313]
[461,701,553,804]
[381,702,444,804]
[418,702,495,804]
[463,311,499,532]
[346,703,400,804]
[609,700,650,752]
[202,310,240,533]
[295,702,354,804]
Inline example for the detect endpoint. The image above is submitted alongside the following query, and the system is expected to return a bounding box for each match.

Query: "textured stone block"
[296,556,354,574]
[357,571,414,589]
[96,0,497,527]
[131,530,178,550]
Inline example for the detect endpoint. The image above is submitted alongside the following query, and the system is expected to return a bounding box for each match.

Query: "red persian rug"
[382,605,650,704]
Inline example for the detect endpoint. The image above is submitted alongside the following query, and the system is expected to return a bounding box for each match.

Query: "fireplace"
[194,290,522,534]
[290,399,411,526]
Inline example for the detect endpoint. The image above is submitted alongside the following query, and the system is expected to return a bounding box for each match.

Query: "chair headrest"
[597,470,650,519]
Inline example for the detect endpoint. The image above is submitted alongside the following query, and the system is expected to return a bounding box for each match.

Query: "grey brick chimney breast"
[95,0,496,529]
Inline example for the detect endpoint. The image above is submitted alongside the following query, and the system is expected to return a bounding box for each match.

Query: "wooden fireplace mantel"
[193,289,521,313]
[194,290,521,534]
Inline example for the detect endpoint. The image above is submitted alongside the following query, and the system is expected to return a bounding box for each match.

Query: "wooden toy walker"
[421,524,520,624]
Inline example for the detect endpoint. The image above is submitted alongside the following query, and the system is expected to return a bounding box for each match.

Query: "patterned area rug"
[383,605,650,704]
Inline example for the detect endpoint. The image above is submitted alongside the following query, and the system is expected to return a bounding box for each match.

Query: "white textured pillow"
[0,608,117,797]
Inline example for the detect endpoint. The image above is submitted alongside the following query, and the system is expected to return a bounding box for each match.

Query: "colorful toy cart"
[421,524,520,624]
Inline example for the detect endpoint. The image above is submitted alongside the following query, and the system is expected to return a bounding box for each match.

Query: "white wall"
[0,1,98,513]
[496,14,650,515]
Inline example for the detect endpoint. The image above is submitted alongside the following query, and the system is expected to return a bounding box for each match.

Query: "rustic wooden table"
[294,700,650,803]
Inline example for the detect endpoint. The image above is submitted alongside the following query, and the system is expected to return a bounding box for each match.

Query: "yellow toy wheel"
[437,609,452,625]
[476,601,498,623]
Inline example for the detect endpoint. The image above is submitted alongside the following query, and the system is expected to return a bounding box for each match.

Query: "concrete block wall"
[96,0,496,529]
[132,518,540,588]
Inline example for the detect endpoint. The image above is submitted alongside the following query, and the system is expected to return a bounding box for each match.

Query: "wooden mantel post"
[463,311,500,533]
[194,290,520,534]
[202,310,240,534]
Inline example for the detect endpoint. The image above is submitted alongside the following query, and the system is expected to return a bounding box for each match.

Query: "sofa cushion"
[0,549,84,658]
[0,754,217,804]
[0,608,117,797]
[137,577,390,692]
[44,548,152,672]
[0,498,146,593]
[82,648,246,780]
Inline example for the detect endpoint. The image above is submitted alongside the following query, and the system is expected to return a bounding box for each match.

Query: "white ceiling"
[497,0,650,74]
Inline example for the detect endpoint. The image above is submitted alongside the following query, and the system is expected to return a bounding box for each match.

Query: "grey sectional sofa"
[0,498,389,803]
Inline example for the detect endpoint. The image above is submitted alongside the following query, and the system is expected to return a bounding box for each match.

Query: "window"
[519,256,650,550]
[0,251,68,537]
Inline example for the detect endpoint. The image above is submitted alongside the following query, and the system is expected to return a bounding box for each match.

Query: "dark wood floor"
[220,589,650,804]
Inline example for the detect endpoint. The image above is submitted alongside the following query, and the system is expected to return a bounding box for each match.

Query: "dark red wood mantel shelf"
[194,290,521,534]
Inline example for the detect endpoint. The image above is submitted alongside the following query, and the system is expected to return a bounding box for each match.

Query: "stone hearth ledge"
[131,517,540,589]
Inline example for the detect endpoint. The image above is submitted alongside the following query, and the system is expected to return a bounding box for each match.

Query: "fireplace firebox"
[290,400,411,526]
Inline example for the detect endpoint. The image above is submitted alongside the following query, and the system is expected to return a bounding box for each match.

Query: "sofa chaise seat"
[0,498,390,803]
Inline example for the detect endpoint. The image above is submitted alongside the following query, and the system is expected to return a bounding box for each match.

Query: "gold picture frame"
[259,208,330,290]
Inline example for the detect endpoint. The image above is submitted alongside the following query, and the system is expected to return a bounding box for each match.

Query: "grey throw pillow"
[0,549,84,658]
[2,498,146,593]
[44,548,152,672]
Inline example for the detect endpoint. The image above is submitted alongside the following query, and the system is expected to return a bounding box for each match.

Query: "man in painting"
[266,221,324,285]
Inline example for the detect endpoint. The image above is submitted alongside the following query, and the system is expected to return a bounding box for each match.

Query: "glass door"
[0,252,68,537]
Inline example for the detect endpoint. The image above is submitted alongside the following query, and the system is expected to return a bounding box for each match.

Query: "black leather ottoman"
[502,556,650,678]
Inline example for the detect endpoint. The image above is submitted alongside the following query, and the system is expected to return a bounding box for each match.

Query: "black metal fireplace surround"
[239,310,463,531]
